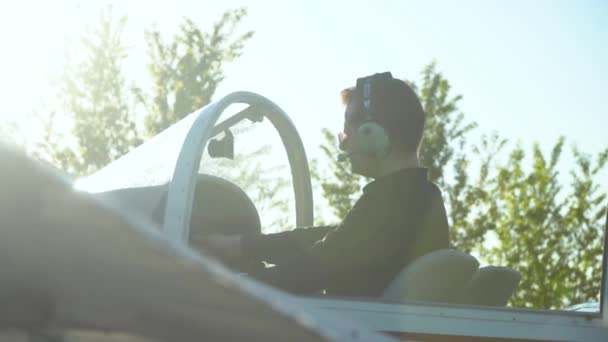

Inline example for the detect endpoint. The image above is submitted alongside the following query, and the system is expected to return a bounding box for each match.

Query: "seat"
[463,266,521,306]
[189,174,261,236]
[146,174,261,236]
[383,249,479,304]
[187,174,262,272]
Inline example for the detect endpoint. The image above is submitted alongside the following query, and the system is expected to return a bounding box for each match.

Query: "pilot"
[201,72,450,297]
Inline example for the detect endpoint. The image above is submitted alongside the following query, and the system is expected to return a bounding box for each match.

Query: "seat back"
[383,249,479,304]
[464,266,521,306]
[189,174,261,236]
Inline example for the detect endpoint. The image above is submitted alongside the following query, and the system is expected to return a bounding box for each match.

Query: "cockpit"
[74,91,526,306]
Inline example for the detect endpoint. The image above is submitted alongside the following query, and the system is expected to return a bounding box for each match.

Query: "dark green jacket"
[242,168,449,297]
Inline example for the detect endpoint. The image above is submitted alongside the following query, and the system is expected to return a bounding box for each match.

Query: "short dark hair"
[341,78,425,156]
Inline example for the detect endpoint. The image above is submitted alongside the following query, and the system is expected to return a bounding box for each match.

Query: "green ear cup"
[357,121,390,159]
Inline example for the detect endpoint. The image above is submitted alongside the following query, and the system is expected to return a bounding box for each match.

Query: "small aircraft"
[1,92,606,341]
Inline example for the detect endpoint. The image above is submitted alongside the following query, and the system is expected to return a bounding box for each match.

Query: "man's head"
[339,73,425,178]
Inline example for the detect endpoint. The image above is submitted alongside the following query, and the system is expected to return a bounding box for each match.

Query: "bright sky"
[1,0,606,186]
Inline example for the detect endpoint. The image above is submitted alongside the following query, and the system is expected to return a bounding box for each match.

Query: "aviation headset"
[348,71,394,160]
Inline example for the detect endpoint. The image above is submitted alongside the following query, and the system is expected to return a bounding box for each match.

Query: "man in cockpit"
[201,72,450,297]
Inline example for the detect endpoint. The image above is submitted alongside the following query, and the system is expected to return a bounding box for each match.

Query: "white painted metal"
[296,296,608,341]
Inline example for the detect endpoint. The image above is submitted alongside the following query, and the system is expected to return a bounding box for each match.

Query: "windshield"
[75,111,199,192]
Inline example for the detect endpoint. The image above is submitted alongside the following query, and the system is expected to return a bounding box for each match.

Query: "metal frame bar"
[162,92,314,243]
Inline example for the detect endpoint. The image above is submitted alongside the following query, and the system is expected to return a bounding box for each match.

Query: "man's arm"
[199,225,335,266]
[242,225,335,264]
[246,194,397,294]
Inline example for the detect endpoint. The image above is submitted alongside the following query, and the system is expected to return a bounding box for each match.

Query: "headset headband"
[355,71,393,121]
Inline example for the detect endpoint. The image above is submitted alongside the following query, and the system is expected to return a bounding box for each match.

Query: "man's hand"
[193,234,243,261]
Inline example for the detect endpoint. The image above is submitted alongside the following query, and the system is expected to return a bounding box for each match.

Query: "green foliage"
[31,7,253,178]
[141,9,254,137]
[447,133,506,253]
[36,8,141,176]
[470,140,607,308]
[416,62,477,186]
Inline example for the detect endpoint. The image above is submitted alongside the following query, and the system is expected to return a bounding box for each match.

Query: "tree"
[141,8,254,137]
[416,62,477,187]
[34,7,141,176]
[478,140,608,308]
